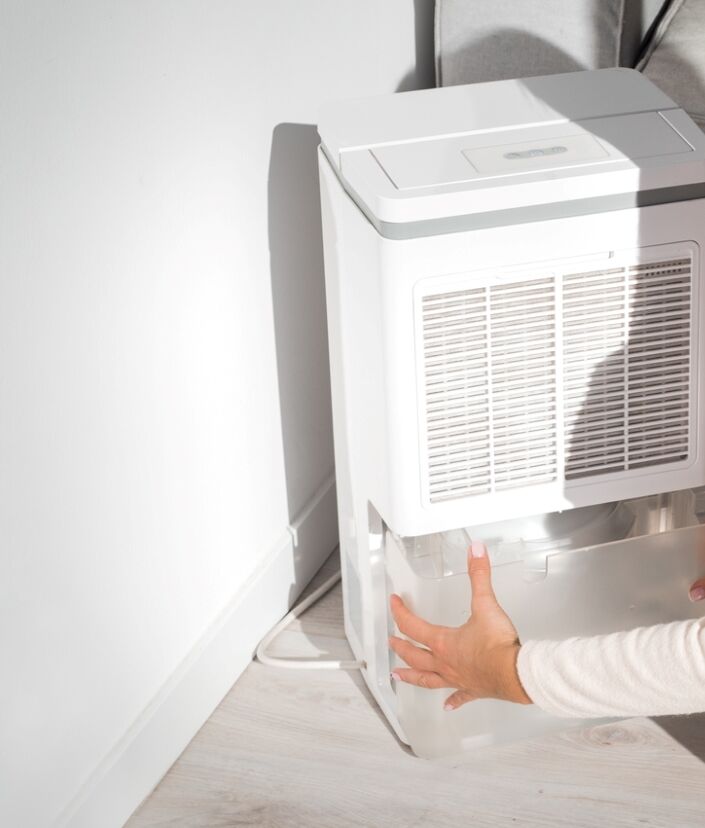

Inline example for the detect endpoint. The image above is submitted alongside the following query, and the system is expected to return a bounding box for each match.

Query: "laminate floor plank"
[127,553,705,828]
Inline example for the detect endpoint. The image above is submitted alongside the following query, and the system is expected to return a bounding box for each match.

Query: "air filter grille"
[419,253,694,504]
[490,279,557,490]
[563,258,691,478]
[423,288,491,500]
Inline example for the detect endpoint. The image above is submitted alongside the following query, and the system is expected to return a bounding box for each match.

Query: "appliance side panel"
[318,154,389,630]
[319,149,408,740]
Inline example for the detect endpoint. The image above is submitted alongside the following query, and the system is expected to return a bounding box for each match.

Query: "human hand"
[690,577,705,602]
[389,541,532,710]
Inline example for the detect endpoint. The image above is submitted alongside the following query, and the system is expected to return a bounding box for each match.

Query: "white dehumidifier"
[317,69,705,757]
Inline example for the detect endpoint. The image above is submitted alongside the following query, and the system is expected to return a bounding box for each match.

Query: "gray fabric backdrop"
[435,0,669,86]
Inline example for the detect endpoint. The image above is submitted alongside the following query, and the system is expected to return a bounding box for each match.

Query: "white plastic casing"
[319,69,705,230]
[318,69,705,747]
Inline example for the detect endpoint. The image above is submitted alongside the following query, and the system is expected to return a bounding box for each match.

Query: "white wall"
[0,2,434,826]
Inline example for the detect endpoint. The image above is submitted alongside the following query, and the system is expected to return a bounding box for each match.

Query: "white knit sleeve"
[516,618,705,718]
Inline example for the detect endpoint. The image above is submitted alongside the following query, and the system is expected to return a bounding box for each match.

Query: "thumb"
[690,578,705,602]
[468,541,498,612]
[444,689,475,711]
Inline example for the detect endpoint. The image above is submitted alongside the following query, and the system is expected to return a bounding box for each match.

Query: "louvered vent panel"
[422,288,491,502]
[490,279,557,489]
[421,280,557,503]
[626,259,691,469]
[419,253,693,504]
[563,268,628,478]
[563,258,691,479]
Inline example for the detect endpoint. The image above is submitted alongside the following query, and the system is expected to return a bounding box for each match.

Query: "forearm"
[516,618,705,718]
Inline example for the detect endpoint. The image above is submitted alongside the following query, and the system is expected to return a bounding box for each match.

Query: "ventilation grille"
[564,258,691,479]
[490,280,557,489]
[419,254,693,504]
[423,288,491,500]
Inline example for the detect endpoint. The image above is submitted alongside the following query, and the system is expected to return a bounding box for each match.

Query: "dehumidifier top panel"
[318,69,705,237]
[318,69,674,160]
[371,111,690,191]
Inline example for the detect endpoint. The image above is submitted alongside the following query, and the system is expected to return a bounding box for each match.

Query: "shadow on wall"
[397,0,436,92]
[266,0,435,610]
[267,122,336,613]
[267,122,333,528]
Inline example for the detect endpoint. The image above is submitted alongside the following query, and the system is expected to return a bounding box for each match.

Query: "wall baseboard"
[57,478,338,828]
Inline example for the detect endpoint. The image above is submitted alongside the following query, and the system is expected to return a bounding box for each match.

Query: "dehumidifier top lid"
[318,69,705,239]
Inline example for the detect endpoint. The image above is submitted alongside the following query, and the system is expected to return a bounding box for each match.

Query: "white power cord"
[255,569,365,670]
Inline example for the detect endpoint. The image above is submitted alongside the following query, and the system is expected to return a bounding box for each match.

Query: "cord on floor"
[255,570,364,670]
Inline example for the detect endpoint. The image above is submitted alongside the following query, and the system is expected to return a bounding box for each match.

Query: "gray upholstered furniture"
[639,0,705,131]
[435,0,670,86]
[435,0,704,133]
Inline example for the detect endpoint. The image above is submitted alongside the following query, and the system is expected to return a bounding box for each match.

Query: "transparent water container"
[386,488,705,758]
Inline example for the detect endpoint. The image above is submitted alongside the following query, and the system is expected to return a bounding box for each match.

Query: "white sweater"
[516,617,705,718]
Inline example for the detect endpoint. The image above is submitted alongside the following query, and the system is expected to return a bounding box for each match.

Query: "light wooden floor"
[128,553,705,828]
